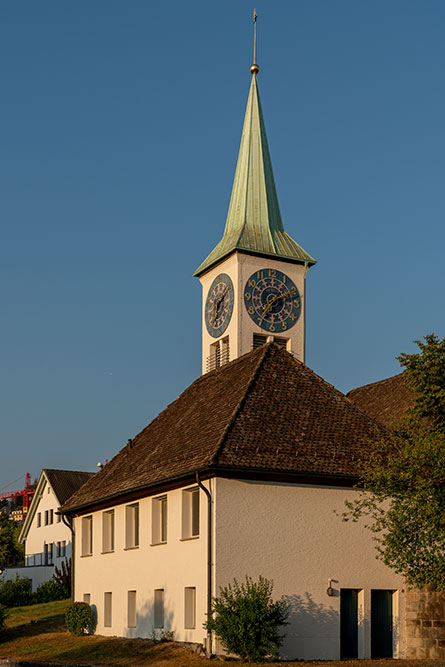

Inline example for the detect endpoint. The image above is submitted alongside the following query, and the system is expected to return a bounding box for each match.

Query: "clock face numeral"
[205,274,234,338]
[243,268,301,332]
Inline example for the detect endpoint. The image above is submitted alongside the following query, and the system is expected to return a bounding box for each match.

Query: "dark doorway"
[340,589,359,659]
[371,590,393,658]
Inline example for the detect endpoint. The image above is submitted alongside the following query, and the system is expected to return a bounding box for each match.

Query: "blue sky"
[1,1,444,486]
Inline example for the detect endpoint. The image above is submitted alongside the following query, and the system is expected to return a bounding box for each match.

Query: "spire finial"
[250,9,260,75]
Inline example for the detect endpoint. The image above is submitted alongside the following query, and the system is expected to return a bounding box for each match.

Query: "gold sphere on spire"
[250,63,260,75]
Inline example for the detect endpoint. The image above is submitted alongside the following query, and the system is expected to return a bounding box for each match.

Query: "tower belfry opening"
[195,13,315,374]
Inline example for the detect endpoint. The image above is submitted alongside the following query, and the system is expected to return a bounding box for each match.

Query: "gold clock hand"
[262,288,296,316]
[211,286,229,324]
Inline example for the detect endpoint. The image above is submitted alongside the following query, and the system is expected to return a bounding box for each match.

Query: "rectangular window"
[57,512,61,523]
[125,503,139,549]
[81,515,93,556]
[128,590,136,628]
[61,540,66,557]
[182,488,200,539]
[104,592,112,627]
[44,510,48,525]
[83,593,91,604]
[56,541,61,558]
[102,510,115,553]
[37,512,41,528]
[154,589,164,628]
[184,587,196,629]
[49,509,54,524]
[152,496,167,544]
[48,542,53,563]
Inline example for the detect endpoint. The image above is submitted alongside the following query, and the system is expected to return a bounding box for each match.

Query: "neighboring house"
[2,469,94,590]
[61,57,412,660]
[9,509,23,523]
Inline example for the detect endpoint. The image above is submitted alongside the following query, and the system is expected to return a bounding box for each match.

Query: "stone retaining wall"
[405,585,445,658]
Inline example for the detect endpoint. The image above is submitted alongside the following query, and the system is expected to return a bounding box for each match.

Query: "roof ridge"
[210,344,271,466]
[347,371,405,396]
[43,468,94,474]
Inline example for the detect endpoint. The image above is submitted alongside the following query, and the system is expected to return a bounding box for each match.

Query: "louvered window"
[253,333,268,349]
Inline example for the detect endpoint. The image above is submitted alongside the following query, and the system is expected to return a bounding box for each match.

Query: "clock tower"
[194,33,315,374]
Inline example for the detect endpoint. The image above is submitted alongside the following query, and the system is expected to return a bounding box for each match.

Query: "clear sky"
[1,1,444,487]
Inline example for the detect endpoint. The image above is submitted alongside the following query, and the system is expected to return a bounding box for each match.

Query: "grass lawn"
[1,600,445,666]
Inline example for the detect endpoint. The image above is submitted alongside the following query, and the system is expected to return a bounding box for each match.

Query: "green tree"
[0,514,24,571]
[205,575,289,661]
[344,334,445,590]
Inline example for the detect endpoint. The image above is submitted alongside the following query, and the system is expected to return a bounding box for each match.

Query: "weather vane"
[250,8,260,75]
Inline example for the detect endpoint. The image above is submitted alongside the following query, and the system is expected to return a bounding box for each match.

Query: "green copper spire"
[194,69,316,277]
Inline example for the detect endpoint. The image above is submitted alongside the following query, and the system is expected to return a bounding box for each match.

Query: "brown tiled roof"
[347,373,415,426]
[44,469,95,506]
[62,344,384,513]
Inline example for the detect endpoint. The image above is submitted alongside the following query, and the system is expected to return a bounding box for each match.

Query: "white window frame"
[102,509,115,553]
[154,589,164,628]
[184,587,196,629]
[104,592,112,627]
[128,590,137,628]
[151,495,167,545]
[81,515,93,556]
[182,487,199,539]
[125,503,139,549]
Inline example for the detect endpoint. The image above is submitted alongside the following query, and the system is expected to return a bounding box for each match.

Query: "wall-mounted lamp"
[327,578,334,597]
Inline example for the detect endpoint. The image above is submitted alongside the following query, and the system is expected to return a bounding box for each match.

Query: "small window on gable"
[81,515,93,556]
[152,496,167,545]
[154,589,164,628]
[206,336,230,372]
[182,487,199,539]
[253,333,289,350]
[128,590,136,628]
[125,503,139,549]
[37,512,41,528]
[102,510,115,553]
[57,512,61,523]
[49,509,53,524]
[44,510,48,526]
[104,592,112,627]
[253,333,268,349]
[48,486,51,494]
[184,587,196,629]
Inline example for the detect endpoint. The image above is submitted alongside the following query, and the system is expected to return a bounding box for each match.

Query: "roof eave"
[62,463,359,516]
[194,247,316,278]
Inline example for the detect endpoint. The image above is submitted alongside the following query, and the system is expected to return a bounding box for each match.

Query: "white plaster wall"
[214,478,406,660]
[199,252,309,373]
[74,482,210,644]
[1,565,55,591]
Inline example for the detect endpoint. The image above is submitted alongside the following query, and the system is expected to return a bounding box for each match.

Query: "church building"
[62,46,408,660]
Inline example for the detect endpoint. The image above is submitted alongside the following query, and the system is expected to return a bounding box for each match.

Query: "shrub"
[32,579,69,603]
[0,576,32,607]
[205,575,289,661]
[65,601,92,636]
[0,603,8,632]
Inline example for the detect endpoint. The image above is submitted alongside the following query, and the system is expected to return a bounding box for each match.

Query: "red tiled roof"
[347,373,415,426]
[62,344,383,513]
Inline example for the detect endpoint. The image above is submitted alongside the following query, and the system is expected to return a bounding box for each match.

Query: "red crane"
[0,473,35,523]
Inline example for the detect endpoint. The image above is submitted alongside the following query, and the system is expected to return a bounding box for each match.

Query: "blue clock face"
[205,274,234,338]
[244,268,301,333]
